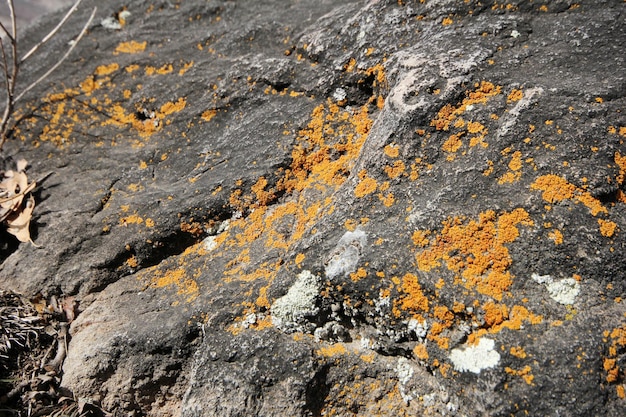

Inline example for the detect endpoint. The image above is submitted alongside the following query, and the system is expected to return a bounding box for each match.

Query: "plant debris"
[0,290,109,416]
[0,159,36,244]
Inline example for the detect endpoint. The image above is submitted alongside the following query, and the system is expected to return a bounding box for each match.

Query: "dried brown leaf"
[5,195,35,243]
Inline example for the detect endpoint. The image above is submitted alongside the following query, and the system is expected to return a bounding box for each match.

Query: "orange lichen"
[251,176,275,206]
[604,325,626,389]
[615,152,626,184]
[384,144,400,158]
[384,160,406,179]
[114,40,147,54]
[160,97,187,115]
[350,267,367,282]
[95,63,120,75]
[317,343,348,357]
[411,230,430,247]
[149,267,199,302]
[413,343,429,360]
[531,174,608,216]
[510,346,527,359]
[507,89,523,102]
[119,213,144,226]
[126,255,139,268]
[530,174,576,202]
[294,253,305,267]
[505,365,534,385]
[598,219,618,237]
[482,302,509,327]
[202,109,217,122]
[399,273,429,312]
[548,229,564,244]
[354,176,378,197]
[415,209,533,300]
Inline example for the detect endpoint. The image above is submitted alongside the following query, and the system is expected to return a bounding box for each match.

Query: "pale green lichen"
[271,270,321,332]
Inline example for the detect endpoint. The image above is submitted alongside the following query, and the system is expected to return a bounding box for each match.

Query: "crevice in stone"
[303,363,331,417]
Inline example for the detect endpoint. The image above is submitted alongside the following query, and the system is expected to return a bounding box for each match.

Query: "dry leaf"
[1,159,37,245]
[5,195,35,243]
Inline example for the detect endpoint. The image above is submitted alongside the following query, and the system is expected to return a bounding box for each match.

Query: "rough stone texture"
[1,0,625,416]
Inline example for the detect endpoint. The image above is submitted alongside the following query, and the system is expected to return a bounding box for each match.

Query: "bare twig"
[0,0,96,150]
[14,7,97,104]
[20,0,84,63]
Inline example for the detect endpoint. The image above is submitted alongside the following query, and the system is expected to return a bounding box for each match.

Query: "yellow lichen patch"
[202,109,217,122]
[119,213,144,226]
[467,121,485,135]
[350,267,367,282]
[160,97,187,115]
[431,81,501,131]
[507,89,523,102]
[442,133,463,159]
[378,192,395,207]
[320,376,410,416]
[384,160,406,179]
[615,152,626,184]
[178,61,194,76]
[399,273,429,313]
[411,230,430,247]
[598,219,618,237]
[295,253,305,267]
[317,343,348,357]
[531,174,608,216]
[148,267,199,302]
[95,63,120,76]
[510,346,528,359]
[114,40,147,54]
[548,229,564,244]
[603,324,626,389]
[415,209,533,300]
[505,365,534,385]
[145,63,174,76]
[482,301,509,327]
[530,174,575,202]
[354,175,378,197]
[384,144,400,158]
[251,176,275,206]
[215,78,381,332]
[498,151,523,184]
[413,343,429,360]
[126,255,139,268]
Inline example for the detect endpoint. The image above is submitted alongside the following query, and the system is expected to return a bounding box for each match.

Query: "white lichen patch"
[396,357,415,403]
[271,270,321,332]
[325,229,367,279]
[449,338,500,374]
[532,273,580,305]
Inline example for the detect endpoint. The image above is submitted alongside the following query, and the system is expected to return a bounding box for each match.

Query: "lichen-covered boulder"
[1,0,625,415]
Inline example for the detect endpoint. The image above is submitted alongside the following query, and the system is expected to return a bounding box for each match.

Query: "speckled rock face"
[1,0,625,415]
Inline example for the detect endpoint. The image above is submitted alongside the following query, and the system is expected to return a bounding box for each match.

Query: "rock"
[1,0,625,415]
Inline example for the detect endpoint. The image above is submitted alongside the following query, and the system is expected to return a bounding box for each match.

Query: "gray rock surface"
[1,0,625,415]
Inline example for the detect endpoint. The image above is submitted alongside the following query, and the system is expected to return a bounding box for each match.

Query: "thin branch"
[14,7,97,104]
[20,0,84,63]
[0,19,13,41]
[7,0,16,41]
[8,0,18,99]
[0,35,12,138]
